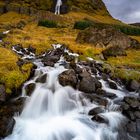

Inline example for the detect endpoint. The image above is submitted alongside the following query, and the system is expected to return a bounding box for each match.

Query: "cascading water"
[3,44,135,140]
[55,0,62,15]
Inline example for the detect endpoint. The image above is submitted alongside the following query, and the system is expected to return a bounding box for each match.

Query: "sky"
[103,0,140,23]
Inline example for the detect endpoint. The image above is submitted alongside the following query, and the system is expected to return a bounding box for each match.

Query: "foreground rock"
[0,97,26,138]
[121,96,140,139]
[59,69,78,89]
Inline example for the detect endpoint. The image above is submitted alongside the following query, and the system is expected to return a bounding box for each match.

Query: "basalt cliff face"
[0,0,110,15]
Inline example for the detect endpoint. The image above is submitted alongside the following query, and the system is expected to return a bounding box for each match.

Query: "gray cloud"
[103,0,140,23]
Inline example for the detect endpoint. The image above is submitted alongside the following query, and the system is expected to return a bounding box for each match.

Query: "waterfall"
[3,44,133,140]
[55,0,62,15]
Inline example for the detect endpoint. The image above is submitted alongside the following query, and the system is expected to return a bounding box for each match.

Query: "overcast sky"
[103,0,140,23]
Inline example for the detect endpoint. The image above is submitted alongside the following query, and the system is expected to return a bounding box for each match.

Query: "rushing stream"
[3,44,136,140]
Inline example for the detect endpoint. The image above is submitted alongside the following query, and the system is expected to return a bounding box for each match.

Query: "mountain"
[0,0,110,16]
[130,23,140,27]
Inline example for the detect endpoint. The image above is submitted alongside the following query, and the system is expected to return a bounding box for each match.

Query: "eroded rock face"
[76,27,140,50]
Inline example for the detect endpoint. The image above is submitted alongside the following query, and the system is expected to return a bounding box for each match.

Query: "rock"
[0,85,6,102]
[92,114,109,124]
[27,46,36,54]
[20,6,30,15]
[109,81,118,89]
[78,76,96,93]
[36,74,47,83]
[76,26,140,50]
[84,93,108,106]
[42,55,60,67]
[102,46,127,59]
[25,83,36,96]
[126,121,136,132]
[126,80,140,92]
[0,97,26,138]
[6,3,20,13]
[59,69,78,88]
[88,107,104,116]
[136,119,140,133]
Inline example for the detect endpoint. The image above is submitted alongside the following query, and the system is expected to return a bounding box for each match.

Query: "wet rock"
[59,69,78,88]
[0,97,26,138]
[36,74,47,83]
[78,76,96,93]
[88,107,104,116]
[92,114,109,124]
[136,119,140,133]
[42,55,60,67]
[0,85,6,103]
[126,80,140,92]
[84,94,108,106]
[96,88,106,95]
[109,81,118,89]
[25,83,36,96]
[105,92,117,99]
[27,46,36,54]
[127,121,136,132]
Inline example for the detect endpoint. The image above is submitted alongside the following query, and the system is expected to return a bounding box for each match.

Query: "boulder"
[92,114,109,124]
[0,97,26,138]
[76,27,140,50]
[102,46,127,59]
[36,74,47,83]
[58,69,78,88]
[126,80,140,92]
[109,81,118,89]
[88,107,104,116]
[25,83,36,96]
[78,76,96,93]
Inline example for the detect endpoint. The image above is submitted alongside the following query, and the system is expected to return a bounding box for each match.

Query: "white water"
[55,0,62,15]
[4,45,130,140]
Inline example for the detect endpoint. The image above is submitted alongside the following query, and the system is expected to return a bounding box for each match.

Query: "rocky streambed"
[0,44,140,140]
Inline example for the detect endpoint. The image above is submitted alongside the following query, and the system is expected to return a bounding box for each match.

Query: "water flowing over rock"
[1,44,139,140]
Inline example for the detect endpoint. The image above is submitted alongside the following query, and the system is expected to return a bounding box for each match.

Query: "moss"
[0,47,33,94]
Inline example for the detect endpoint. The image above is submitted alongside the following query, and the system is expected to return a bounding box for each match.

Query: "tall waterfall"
[55,0,62,15]
[3,44,134,140]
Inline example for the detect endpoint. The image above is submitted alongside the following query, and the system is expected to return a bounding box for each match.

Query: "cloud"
[103,0,140,23]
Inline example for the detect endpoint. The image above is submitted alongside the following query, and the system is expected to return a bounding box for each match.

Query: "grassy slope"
[0,11,140,92]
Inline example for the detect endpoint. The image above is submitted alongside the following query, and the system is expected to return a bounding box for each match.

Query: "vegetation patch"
[74,20,93,30]
[38,20,57,28]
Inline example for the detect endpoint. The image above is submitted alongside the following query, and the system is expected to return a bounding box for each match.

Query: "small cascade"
[55,0,62,15]
[3,44,138,140]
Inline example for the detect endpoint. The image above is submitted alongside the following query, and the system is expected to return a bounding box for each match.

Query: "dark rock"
[36,74,47,83]
[126,121,136,132]
[42,55,60,67]
[0,3,5,14]
[0,85,6,102]
[104,92,117,99]
[124,96,140,108]
[126,80,140,92]
[109,81,118,89]
[64,54,75,62]
[27,46,36,54]
[91,67,97,74]
[96,88,106,95]
[84,93,108,106]
[102,46,127,59]
[135,111,140,119]
[92,114,109,124]
[25,83,36,96]
[88,107,104,116]
[0,97,25,137]
[78,76,96,93]
[136,119,140,133]
[59,69,78,88]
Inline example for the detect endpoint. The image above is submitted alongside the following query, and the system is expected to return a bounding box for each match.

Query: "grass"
[0,47,33,94]
[0,11,140,89]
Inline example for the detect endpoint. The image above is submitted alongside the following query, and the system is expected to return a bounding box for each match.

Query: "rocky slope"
[0,0,110,15]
